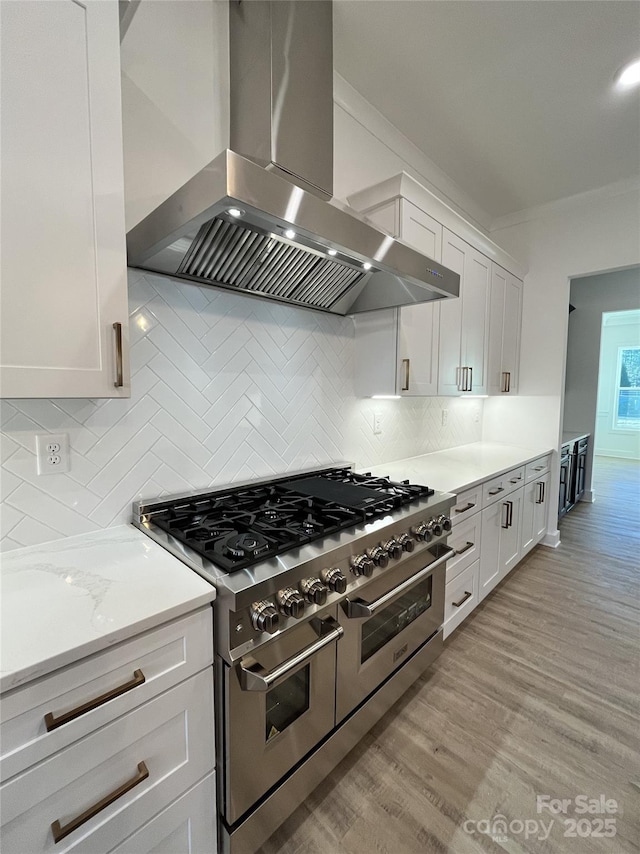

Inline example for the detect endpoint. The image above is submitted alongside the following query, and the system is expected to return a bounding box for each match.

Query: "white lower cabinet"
[0,609,216,854]
[108,773,216,854]
[444,560,480,639]
[521,472,551,557]
[479,489,523,601]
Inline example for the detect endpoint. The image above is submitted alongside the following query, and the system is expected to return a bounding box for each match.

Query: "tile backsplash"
[0,271,481,551]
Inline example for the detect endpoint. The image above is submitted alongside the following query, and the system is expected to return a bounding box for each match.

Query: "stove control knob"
[411,522,432,542]
[350,554,374,577]
[382,538,402,560]
[397,533,415,553]
[250,600,280,634]
[367,545,389,569]
[430,517,443,537]
[276,587,305,619]
[299,577,328,605]
[320,567,348,594]
[436,514,452,532]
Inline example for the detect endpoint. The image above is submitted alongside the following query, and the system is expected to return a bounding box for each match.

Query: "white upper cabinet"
[0,0,130,398]
[439,229,491,396]
[488,264,523,395]
[354,199,441,397]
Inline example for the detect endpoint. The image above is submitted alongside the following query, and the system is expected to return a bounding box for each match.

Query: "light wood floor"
[259,456,640,854]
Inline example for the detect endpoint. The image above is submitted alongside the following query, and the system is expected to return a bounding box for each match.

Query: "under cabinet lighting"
[371,395,401,400]
[615,58,640,90]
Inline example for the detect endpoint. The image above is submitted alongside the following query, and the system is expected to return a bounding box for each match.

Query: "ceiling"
[334,1,640,220]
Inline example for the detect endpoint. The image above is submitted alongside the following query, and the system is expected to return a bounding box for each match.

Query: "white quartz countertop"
[0,525,215,693]
[361,442,553,494]
[561,431,590,445]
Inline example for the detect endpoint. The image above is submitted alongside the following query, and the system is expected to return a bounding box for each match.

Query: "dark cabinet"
[572,437,589,504]
[558,443,573,519]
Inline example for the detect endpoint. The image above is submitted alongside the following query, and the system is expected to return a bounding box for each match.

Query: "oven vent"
[178,216,365,309]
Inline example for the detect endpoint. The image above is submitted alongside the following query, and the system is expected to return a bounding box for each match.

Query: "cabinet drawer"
[450,486,482,524]
[0,668,214,854]
[443,560,479,640]
[1,607,213,781]
[525,454,552,482]
[482,467,524,506]
[108,773,216,854]
[446,514,481,582]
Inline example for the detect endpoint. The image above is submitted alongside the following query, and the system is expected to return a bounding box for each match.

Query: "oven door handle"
[237,617,344,692]
[342,546,455,619]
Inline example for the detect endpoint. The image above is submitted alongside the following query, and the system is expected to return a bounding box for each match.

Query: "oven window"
[361,576,432,664]
[265,665,310,742]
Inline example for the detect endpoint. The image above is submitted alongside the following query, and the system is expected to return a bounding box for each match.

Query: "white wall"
[484,185,640,536]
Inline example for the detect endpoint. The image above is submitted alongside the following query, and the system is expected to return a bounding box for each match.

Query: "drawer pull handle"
[113,322,124,388]
[533,465,545,471]
[454,501,475,514]
[455,541,474,555]
[510,477,521,484]
[452,590,472,608]
[44,669,145,731]
[51,761,149,843]
[488,486,504,495]
[401,358,410,391]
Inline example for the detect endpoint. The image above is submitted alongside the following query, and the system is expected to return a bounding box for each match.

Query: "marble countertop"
[0,525,216,694]
[561,431,590,446]
[361,441,553,494]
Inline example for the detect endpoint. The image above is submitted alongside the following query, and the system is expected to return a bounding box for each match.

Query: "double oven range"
[134,465,454,853]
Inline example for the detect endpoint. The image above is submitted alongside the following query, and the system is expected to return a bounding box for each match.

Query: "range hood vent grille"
[178,216,365,309]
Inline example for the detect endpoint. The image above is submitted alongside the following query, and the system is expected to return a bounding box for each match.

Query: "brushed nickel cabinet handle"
[51,761,149,843]
[454,501,475,514]
[113,322,124,388]
[401,358,410,391]
[44,669,145,731]
[501,371,508,393]
[452,590,472,608]
[454,541,474,555]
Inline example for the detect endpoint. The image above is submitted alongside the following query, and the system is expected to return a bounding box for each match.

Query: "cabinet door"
[480,501,502,600]
[399,200,442,261]
[488,264,507,395]
[439,230,465,395]
[0,0,129,398]
[499,490,522,578]
[397,303,440,396]
[533,473,550,543]
[460,246,491,395]
[354,309,399,397]
[520,480,537,557]
[502,273,523,394]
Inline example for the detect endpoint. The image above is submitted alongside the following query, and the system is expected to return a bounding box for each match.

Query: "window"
[614,346,640,430]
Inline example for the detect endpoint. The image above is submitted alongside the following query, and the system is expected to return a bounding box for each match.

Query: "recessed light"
[615,58,640,90]
[363,262,372,271]
[327,249,338,256]
[284,228,296,239]
[228,207,244,218]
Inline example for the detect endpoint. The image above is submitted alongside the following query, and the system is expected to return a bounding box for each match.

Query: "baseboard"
[541,530,561,549]
[582,489,596,503]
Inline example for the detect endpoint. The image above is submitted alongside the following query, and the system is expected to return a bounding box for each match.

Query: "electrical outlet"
[373,411,383,435]
[441,409,448,427]
[36,433,70,475]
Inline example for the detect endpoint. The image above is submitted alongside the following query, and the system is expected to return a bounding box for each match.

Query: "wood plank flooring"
[259,456,640,854]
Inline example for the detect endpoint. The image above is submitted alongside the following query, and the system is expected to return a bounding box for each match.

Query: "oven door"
[222,608,342,825]
[336,544,451,722]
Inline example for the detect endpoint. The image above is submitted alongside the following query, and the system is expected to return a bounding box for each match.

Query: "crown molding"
[490,177,640,233]
[333,72,493,234]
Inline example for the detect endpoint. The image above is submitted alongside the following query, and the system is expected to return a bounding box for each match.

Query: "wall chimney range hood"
[126,1,460,315]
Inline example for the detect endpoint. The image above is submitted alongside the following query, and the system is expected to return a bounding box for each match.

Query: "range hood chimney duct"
[126,0,460,315]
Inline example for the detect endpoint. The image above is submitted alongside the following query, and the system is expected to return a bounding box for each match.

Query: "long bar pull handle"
[507,500,513,527]
[501,372,508,393]
[51,761,149,843]
[343,546,456,619]
[238,618,343,692]
[541,481,545,503]
[536,482,544,504]
[506,371,511,392]
[454,541,474,555]
[401,359,410,391]
[454,501,476,514]
[113,322,124,388]
[452,590,473,608]
[44,670,145,731]
[468,366,473,392]
[488,486,504,496]
[501,502,509,529]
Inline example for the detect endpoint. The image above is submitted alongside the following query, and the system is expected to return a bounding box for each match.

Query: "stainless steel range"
[134,465,455,854]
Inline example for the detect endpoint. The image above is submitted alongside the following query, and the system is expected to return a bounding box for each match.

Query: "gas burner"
[224,532,270,560]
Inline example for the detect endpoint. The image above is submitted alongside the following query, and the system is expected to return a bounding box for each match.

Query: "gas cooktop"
[148,467,434,572]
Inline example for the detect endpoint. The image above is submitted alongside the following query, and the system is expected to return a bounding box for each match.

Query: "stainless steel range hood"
[126,1,460,315]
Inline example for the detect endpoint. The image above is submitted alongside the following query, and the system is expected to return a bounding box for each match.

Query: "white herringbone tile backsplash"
[0,271,481,550]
